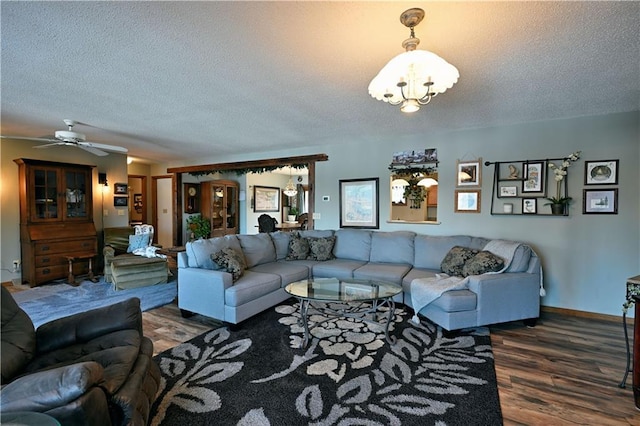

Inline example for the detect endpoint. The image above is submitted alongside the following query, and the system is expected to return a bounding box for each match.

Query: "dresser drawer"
[35,252,97,267]
[34,238,97,255]
[35,264,69,282]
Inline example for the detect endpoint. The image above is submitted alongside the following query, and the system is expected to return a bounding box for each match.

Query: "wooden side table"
[157,246,185,275]
[619,275,640,388]
[65,254,99,286]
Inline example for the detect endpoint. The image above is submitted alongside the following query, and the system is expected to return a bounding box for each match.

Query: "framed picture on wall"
[114,196,128,207]
[522,161,545,195]
[522,198,537,214]
[585,160,618,185]
[583,189,618,214]
[456,158,482,187]
[253,186,280,212]
[114,183,128,194]
[339,178,379,228]
[454,189,481,213]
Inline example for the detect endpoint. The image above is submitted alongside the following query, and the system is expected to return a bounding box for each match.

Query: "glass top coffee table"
[285,277,402,348]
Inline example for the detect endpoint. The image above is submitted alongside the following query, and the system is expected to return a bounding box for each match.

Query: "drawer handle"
[42,269,50,275]
[41,246,50,251]
[82,242,90,248]
[41,258,50,263]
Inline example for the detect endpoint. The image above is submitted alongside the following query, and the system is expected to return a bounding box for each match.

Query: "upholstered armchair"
[103,224,168,290]
[0,286,161,425]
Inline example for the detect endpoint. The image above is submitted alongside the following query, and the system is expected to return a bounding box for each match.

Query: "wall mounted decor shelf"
[485,158,570,217]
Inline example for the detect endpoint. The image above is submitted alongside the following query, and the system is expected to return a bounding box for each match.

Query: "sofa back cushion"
[414,235,473,269]
[333,229,372,261]
[299,230,334,239]
[186,235,242,269]
[269,232,291,260]
[1,286,36,384]
[503,244,532,272]
[237,234,276,268]
[370,231,415,264]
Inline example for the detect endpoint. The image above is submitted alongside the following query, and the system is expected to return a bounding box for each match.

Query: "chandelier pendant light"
[283,168,298,197]
[368,8,459,113]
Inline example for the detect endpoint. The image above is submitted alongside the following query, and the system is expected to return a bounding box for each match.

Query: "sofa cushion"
[503,244,532,272]
[414,235,472,270]
[127,233,150,253]
[212,247,247,282]
[353,263,412,285]
[250,261,310,286]
[462,251,504,276]
[312,259,367,280]
[286,233,310,260]
[186,235,241,269]
[1,286,36,383]
[370,231,415,264]
[440,246,478,277]
[237,234,276,268]
[307,236,336,261]
[225,271,281,307]
[333,229,371,261]
[269,232,291,260]
[299,230,334,239]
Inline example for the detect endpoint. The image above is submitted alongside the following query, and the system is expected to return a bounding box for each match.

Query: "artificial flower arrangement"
[544,151,581,208]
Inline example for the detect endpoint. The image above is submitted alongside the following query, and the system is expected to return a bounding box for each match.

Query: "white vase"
[503,203,513,214]
[287,215,296,222]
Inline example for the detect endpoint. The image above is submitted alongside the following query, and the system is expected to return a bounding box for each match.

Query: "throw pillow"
[462,251,505,277]
[211,247,247,282]
[127,233,150,253]
[307,236,336,261]
[440,246,478,277]
[286,232,310,260]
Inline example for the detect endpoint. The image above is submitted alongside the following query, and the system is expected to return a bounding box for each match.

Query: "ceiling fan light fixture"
[368,8,459,113]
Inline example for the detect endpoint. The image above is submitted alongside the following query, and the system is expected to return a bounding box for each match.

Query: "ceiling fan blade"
[33,142,65,149]
[80,141,128,154]
[1,135,57,142]
[78,144,109,156]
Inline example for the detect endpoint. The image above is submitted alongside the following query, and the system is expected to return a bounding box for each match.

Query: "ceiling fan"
[1,119,128,157]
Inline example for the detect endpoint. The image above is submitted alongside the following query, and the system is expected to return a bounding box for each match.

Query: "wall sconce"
[98,173,108,186]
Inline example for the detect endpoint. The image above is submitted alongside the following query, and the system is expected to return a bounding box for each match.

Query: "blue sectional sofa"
[177,229,541,331]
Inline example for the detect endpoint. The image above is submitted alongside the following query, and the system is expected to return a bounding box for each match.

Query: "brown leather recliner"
[0,286,161,425]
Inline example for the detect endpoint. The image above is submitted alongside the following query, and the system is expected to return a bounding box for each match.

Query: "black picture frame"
[585,160,619,185]
[114,196,128,207]
[583,189,618,214]
[522,161,546,196]
[522,198,537,214]
[339,178,379,228]
[114,182,128,194]
[253,186,280,212]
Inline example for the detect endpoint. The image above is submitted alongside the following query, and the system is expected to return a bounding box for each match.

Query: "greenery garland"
[189,163,308,177]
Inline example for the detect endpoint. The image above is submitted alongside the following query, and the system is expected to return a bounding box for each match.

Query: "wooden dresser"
[15,159,98,286]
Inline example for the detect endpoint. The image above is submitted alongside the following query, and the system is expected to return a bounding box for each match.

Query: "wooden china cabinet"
[200,180,239,237]
[14,159,98,286]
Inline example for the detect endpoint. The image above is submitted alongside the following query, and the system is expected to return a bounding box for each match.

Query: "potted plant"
[287,206,299,222]
[186,214,211,240]
[544,151,581,215]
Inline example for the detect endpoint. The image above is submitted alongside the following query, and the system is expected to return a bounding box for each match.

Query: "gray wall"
[164,111,639,317]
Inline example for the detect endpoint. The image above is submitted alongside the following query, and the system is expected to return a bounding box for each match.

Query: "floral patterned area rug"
[150,300,502,425]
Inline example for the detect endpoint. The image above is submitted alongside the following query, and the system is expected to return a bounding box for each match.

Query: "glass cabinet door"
[225,185,238,232]
[32,167,59,220]
[64,170,89,219]
[211,184,226,233]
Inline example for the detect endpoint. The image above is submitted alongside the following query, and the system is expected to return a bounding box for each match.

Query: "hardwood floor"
[142,301,640,425]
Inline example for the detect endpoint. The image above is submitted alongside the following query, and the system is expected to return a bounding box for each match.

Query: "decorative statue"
[508,164,519,179]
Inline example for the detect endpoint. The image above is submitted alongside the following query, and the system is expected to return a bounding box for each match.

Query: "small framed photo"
[456,158,482,187]
[585,160,618,185]
[454,189,481,213]
[583,189,618,214]
[114,196,128,207]
[499,186,518,197]
[339,178,379,228]
[254,186,280,212]
[522,162,546,195]
[522,198,537,214]
[114,182,128,194]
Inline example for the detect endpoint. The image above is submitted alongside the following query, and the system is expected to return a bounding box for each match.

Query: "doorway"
[153,175,174,248]
[127,175,147,225]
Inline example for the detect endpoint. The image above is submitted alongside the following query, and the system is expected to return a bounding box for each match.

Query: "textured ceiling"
[1,1,638,164]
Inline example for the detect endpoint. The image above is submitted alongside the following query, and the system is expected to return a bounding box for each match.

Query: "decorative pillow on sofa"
[127,233,150,253]
[440,246,478,277]
[211,248,247,282]
[307,236,336,261]
[286,232,310,260]
[462,251,505,277]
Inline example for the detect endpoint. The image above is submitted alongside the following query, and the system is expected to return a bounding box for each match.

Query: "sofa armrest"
[36,298,143,354]
[178,267,233,320]
[0,362,104,412]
